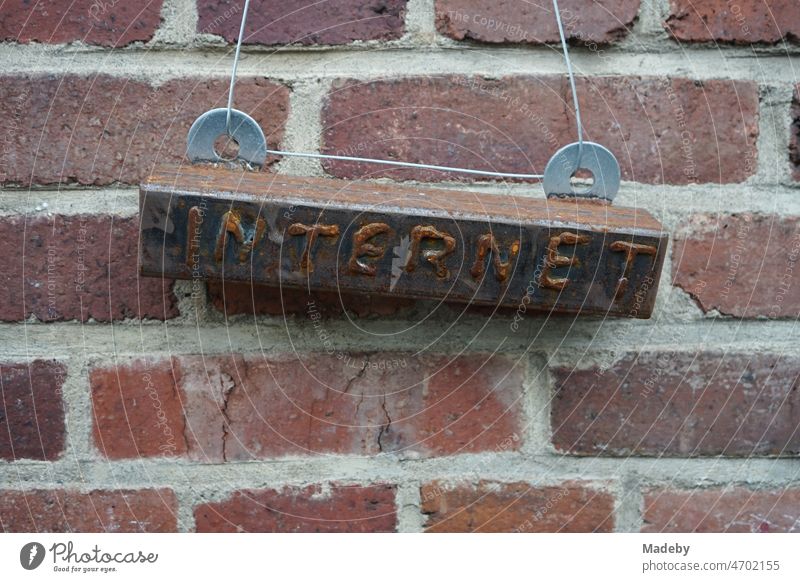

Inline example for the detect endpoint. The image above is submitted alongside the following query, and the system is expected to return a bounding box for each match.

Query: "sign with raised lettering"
[139,166,667,318]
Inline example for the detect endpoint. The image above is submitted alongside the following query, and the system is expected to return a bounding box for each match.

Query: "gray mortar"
[1,0,799,532]
[273,78,331,177]
[404,0,438,47]
[755,84,796,185]
[1,319,798,360]
[0,44,798,81]
[151,0,198,47]
[3,182,800,217]
[615,472,646,532]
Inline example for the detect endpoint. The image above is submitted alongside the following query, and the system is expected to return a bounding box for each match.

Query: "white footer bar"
[1,533,797,581]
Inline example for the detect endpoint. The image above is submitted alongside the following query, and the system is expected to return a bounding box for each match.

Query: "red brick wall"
[0,0,798,533]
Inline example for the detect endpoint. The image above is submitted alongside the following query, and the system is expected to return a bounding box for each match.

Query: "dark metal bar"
[139,166,668,318]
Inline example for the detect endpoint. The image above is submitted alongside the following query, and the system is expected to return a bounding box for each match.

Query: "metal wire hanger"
[187,0,621,199]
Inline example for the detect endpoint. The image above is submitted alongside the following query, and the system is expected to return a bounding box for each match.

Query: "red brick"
[90,353,523,460]
[672,214,800,318]
[643,488,800,532]
[436,0,639,44]
[421,481,614,532]
[321,76,758,185]
[0,215,178,322]
[665,0,800,44]
[91,360,187,459]
[791,86,800,181]
[0,361,66,461]
[0,0,163,46]
[551,352,800,456]
[194,483,396,532]
[198,0,406,45]
[0,489,177,532]
[0,75,289,186]
[207,281,415,317]
[179,352,523,460]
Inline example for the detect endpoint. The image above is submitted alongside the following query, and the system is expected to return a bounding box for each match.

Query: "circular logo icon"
[20,542,46,570]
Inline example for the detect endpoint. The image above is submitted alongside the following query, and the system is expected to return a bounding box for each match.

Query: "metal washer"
[186,108,267,167]
[543,141,621,202]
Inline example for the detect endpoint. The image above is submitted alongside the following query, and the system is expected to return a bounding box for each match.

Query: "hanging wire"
[224,0,585,179]
[226,0,251,134]
[257,149,547,179]
[552,0,584,165]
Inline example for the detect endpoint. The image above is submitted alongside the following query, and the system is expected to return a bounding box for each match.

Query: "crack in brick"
[377,393,392,453]
[169,362,190,457]
[344,359,368,394]
[348,359,369,421]
[354,391,366,419]
[218,373,236,462]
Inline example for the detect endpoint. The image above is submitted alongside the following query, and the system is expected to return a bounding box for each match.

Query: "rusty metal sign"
[139,166,667,318]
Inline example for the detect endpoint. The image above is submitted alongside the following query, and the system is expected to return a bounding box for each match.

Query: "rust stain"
[404,225,456,279]
[470,234,520,282]
[539,232,591,290]
[609,240,659,300]
[140,166,669,318]
[288,222,341,272]
[186,205,202,269]
[349,222,392,276]
[214,210,266,264]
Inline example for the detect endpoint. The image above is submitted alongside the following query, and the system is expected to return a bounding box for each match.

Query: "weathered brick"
[194,483,397,532]
[91,360,187,459]
[551,352,800,456]
[179,352,523,460]
[0,361,66,461]
[0,216,178,322]
[322,76,758,185]
[672,214,800,318]
[90,353,523,460]
[665,0,800,44]
[436,0,639,44]
[0,0,163,46]
[207,282,415,317]
[643,488,800,532]
[791,86,800,181]
[198,0,406,45]
[0,489,177,532]
[421,481,614,532]
[0,75,289,186]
